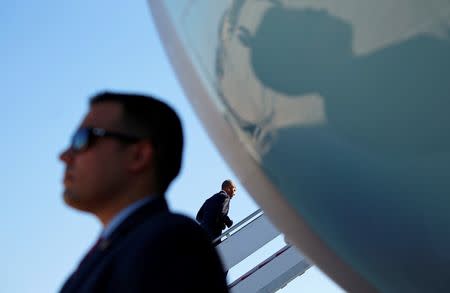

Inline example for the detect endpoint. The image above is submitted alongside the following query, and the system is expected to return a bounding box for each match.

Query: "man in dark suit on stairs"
[196,180,237,242]
[59,92,228,292]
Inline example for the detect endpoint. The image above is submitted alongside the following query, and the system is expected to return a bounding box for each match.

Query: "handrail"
[227,244,312,292]
[213,209,263,245]
[228,245,292,289]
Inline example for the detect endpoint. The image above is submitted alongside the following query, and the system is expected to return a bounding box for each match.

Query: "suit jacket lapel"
[60,197,168,293]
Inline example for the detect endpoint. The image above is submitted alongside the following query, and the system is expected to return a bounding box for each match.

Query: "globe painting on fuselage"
[150,1,450,291]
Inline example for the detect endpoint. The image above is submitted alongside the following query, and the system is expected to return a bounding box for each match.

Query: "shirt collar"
[221,190,230,198]
[100,196,155,239]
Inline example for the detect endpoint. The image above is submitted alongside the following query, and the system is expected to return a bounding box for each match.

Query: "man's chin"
[63,190,89,212]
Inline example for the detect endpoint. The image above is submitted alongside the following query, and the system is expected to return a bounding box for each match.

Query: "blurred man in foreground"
[59,92,228,292]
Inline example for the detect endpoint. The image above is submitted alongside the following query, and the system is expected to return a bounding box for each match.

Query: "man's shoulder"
[113,211,208,260]
[135,210,205,239]
[101,211,227,292]
[155,212,202,230]
[211,191,227,200]
[120,211,214,262]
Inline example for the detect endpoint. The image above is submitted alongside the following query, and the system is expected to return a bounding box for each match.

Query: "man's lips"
[63,173,74,185]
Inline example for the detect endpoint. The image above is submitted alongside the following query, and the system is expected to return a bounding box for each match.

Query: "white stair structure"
[214,210,312,292]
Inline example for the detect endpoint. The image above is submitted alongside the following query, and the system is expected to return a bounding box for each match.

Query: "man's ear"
[127,141,154,172]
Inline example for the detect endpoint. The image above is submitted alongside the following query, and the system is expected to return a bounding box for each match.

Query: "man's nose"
[59,147,74,163]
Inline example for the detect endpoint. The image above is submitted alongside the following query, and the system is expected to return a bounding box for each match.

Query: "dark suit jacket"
[196,191,233,240]
[60,197,228,293]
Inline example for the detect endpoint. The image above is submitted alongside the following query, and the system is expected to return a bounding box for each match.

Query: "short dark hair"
[221,180,234,190]
[90,91,183,194]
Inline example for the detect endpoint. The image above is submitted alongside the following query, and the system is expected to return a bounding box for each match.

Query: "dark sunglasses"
[70,127,141,152]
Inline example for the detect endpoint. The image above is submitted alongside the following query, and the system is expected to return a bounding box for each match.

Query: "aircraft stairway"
[214,210,312,292]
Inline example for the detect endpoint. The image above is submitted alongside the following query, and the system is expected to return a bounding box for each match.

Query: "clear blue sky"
[2,1,342,292]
